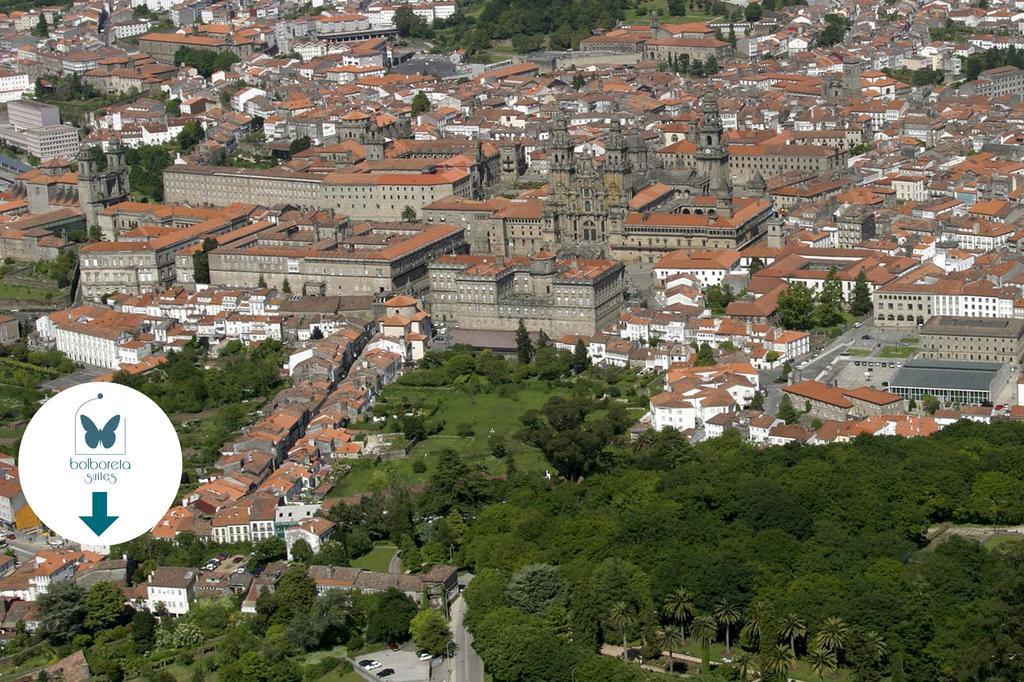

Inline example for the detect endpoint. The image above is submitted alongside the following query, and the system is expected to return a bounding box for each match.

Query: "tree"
[745,2,763,21]
[289,135,311,155]
[33,14,48,37]
[776,282,816,330]
[761,642,795,681]
[714,601,742,653]
[667,0,687,15]
[849,269,873,316]
[83,582,124,632]
[778,394,798,424]
[394,5,430,37]
[402,205,417,222]
[177,120,205,151]
[922,394,940,415]
[272,565,317,624]
[192,236,218,284]
[663,587,695,642]
[410,91,431,116]
[506,564,566,616]
[655,626,683,671]
[38,581,86,643]
[366,588,418,643]
[282,278,292,293]
[290,538,313,562]
[131,609,156,651]
[515,319,532,364]
[691,613,717,672]
[705,283,735,313]
[749,392,765,412]
[572,73,586,90]
[779,613,806,658]
[410,608,451,656]
[572,339,591,373]
[694,342,715,367]
[421,448,488,516]
[814,616,851,655]
[814,267,845,328]
[807,646,838,681]
[608,601,637,659]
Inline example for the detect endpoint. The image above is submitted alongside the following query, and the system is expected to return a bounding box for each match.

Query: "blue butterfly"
[81,415,120,449]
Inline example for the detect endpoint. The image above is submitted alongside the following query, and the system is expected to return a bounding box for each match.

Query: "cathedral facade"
[539,94,778,263]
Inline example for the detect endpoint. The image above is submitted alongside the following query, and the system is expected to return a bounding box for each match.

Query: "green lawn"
[0,282,61,302]
[878,346,916,359]
[983,534,1024,551]
[673,639,851,681]
[624,0,720,22]
[899,337,919,344]
[351,543,397,572]
[846,349,871,357]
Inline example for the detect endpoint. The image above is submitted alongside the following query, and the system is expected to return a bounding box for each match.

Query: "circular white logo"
[19,382,182,546]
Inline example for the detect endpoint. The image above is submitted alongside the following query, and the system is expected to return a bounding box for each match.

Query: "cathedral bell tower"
[78,142,129,233]
[544,113,575,245]
[695,93,732,212]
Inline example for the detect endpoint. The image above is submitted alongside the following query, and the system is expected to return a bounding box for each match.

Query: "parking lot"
[354,648,430,682]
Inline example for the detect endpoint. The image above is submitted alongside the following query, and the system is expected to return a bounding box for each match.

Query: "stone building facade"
[209,223,467,296]
[919,316,1024,364]
[427,252,625,337]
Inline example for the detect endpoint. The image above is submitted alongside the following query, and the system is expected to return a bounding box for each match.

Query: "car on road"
[359,660,381,671]
[853,322,862,328]
[5,533,14,540]
[417,651,433,661]
[861,334,871,340]
[377,669,395,678]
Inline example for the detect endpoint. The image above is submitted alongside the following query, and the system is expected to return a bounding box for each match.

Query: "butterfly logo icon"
[80,415,120,449]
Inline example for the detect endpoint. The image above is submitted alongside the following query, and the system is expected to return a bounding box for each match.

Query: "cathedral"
[541,93,778,262]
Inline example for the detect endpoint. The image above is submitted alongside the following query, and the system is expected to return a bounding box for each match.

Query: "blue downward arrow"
[80,492,118,536]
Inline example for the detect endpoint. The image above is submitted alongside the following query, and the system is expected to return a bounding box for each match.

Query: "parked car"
[387,642,400,651]
[5,533,14,540]
[417,651,433,661]
[377,670,395,679]
[360,660,381,671]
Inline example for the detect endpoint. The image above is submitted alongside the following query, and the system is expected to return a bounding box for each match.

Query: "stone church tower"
[694,93,733,214]
[77,142,130,231]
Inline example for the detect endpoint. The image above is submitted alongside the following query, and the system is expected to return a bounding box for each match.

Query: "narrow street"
[448,577,484,682]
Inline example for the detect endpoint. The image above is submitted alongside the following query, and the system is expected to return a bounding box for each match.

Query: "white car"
[417,651,433,661]
[360,661,382,671]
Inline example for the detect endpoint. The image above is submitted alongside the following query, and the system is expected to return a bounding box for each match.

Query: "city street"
[448,576,484,682]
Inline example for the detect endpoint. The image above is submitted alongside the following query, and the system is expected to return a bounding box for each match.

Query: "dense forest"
[462,420,1024,681]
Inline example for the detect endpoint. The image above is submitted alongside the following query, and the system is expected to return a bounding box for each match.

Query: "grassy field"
[330,380,589,498]
[0,281,61,302]
[624,0,720,22]
[351,542,398,572]
[674,639,852,681]
[878,346,916,359]
[846,349,871,357]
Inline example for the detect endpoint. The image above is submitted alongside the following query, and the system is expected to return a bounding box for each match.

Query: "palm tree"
[741,600,772,650]
[806,646,838,682]
[779,612,806,658]
[608,601,637,660]
[662,587,696,642]
[633,428,657,455]
[863,630,887,665]
[814,617,851,657]
[654,625,683,673]
[691,613,717,672]
[760,642,795,682]
[713,600,742,654]
[734,650,757,682]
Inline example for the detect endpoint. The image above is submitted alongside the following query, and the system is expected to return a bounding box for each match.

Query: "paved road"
[448,577,484,682]
[388,547,402,574]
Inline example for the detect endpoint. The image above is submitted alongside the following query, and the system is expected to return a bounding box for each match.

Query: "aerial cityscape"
[0,0,1022,678]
